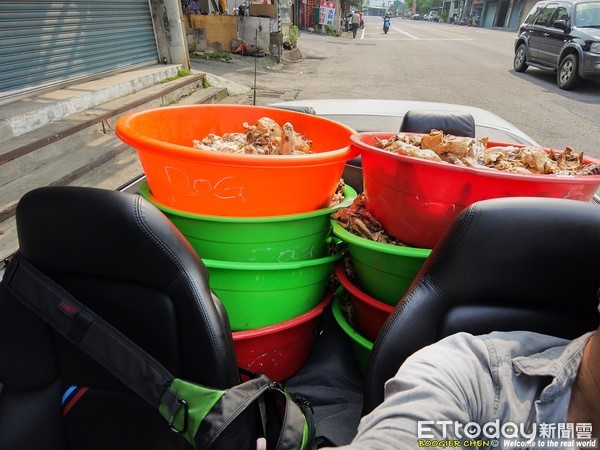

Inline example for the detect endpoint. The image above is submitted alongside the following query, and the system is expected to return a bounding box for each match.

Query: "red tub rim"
[232,290,333,340]
[334,262,394,314]
[351,132,600,185]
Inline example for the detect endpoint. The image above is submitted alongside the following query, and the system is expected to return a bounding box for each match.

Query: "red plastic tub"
[351,132,600,248]
[116,105,358,216]
[232,290,332,382]
[334,262,394,342]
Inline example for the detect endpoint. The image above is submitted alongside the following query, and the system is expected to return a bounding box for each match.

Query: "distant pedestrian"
[351,11,360,38]
[188,0,200,14]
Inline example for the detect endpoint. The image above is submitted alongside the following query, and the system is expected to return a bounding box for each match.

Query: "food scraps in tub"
[484,146,600,175]
[192,117,313,155]
[375,130,600,176]
[329,179,346,208]
[339,289,356,329]
[332,194,408,246]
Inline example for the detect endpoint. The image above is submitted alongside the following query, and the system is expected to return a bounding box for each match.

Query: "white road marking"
[393,27,419,39]
[358,21,486,41]
[364,35,473,41]
[359,25,474,41]
[409,37,473,40]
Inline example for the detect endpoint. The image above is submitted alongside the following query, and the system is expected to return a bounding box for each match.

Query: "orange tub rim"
[116,105,359,166]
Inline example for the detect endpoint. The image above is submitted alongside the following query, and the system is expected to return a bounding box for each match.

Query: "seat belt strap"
[1,252,174,409]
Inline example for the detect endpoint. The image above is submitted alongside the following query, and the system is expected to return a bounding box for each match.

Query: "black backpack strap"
[1,252,176,412]
[198,375,271,448]
[198,375,314,450]
[272,386,314,450]
[2,252,315,450]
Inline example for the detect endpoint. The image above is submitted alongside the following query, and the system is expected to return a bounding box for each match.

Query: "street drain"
[255,89,285,97]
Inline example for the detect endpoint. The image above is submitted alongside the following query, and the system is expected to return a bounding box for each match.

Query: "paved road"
[193,19,600,158]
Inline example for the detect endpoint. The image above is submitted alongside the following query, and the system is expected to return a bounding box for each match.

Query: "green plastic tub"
[332,287,373,377]
[331,219,431,306]
[204,251,343,331]
[139,181,357,263]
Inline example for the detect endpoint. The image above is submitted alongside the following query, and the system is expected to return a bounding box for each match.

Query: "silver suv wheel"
[557,54,582,90]
[514,44,528,72]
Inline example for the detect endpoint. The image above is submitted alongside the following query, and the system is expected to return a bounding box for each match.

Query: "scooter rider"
[383,14,390,33]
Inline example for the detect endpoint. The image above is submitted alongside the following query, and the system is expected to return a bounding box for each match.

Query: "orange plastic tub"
[116,105,358,216]
[352,132,600,249]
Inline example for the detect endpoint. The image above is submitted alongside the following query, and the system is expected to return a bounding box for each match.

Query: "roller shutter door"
[0,1,159,100]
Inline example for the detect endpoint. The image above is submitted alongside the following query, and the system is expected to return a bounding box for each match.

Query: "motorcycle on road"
[383,16,390,34]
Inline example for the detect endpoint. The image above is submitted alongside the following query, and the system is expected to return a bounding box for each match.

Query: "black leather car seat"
[363,196,600,414]
[399,109,476,137]
[0,186,251,449]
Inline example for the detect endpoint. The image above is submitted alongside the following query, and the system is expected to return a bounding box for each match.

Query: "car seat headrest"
[400,110,476,137]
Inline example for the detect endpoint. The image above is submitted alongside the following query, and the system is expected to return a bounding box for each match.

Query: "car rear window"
[535,3,558,24]
[551,6,569,22]
[524,2,547,23]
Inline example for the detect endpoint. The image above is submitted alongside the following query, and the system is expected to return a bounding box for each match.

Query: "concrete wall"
[190,14,238,52]
[150,0,191,69]
[238,16,271,51]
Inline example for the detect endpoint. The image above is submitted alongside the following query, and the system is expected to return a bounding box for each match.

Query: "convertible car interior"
[1,186,598,448]
[0,107,598,449]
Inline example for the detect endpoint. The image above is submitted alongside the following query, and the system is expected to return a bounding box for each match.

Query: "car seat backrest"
[363,196,600,414]
[0,186,248,449]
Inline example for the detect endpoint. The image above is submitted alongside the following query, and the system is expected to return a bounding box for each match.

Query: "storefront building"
[441,0,535,29]
[0,1,187,106]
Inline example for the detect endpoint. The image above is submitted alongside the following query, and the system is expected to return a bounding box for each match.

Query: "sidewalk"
[0,66,227,261]
[0,30,338,260]
[192,29,344,106]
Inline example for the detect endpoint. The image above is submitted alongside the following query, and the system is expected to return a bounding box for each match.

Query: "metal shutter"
[0,0,159,99]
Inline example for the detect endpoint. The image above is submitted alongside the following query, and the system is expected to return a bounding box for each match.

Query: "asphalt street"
[192,21,600,159]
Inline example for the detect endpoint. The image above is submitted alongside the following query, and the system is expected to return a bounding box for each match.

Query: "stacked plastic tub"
[350,131,600,249]
[333,130,600,374]
[116,104,359,381]
[330,203,431,375]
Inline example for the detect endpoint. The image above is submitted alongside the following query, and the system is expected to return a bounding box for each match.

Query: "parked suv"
[513,0,600,89]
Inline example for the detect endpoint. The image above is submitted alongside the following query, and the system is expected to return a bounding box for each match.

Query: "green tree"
[404,0,431,13]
